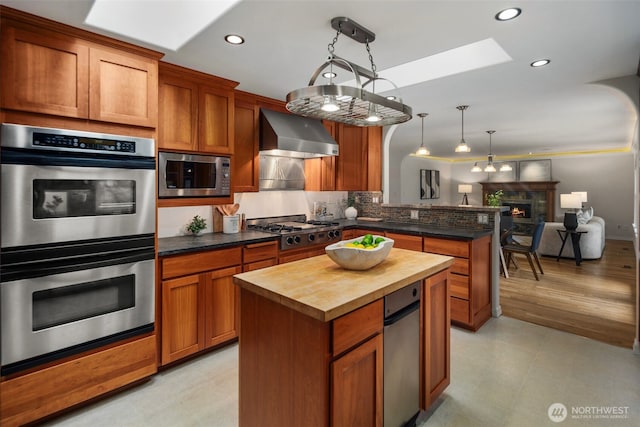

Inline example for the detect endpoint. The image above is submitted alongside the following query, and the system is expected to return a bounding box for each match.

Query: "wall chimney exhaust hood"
[260,109,339,158]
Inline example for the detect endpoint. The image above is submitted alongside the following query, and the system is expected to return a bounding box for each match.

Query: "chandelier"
[415,113,430,156]
[454,105,470,153]
[471,130,512,172]
[286,17,412,127]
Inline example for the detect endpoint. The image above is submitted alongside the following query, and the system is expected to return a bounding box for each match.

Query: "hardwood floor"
[500,239,637,348]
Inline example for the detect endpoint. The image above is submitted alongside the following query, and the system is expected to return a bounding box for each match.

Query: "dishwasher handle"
[384,300,420,326]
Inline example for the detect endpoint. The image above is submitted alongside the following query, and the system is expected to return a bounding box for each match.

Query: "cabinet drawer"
[424,237,469,258]
[243,240,278,263]
[450,274,469,299]
[332,299,383,357]
[450,257,469,275]
[450,297,470,324]
[162,246,242,279]
[385,232,422,251]
[243,258,277,272]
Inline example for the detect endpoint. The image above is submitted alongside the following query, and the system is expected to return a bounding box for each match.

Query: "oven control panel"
[33,132,136,153]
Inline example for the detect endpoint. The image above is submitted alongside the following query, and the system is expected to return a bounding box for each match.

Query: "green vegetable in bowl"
[347,234,386,249]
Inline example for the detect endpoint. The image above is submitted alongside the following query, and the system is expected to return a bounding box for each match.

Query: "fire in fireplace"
[503,202,532,218]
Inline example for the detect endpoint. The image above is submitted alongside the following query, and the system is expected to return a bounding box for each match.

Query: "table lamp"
[458,184,472,205]
[560,193,582,230]
[571,191,588,208]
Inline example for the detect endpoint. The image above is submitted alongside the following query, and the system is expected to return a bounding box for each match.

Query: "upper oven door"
[1,152,155,248]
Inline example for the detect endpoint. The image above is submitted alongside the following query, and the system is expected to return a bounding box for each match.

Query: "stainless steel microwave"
[158,152,230,198]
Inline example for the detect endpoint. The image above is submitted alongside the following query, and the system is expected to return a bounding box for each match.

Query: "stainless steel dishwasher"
[384,281,422,427]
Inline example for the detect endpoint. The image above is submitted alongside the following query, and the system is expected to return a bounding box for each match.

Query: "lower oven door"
[0,257,154,375]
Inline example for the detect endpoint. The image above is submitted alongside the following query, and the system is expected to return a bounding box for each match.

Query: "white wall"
[446,152,634,240]
[157,191,347,237]
[398,156,453,205]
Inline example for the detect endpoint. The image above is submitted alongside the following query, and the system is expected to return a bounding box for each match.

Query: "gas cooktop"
[246,214,342,250]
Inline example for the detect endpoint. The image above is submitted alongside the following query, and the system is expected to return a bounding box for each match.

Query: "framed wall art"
[420,169,440,199]
[518,159,552,182]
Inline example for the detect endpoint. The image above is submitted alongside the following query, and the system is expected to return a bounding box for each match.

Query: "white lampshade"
[560,193,582,209]
[571,191,588,203]
[458,184,473,194]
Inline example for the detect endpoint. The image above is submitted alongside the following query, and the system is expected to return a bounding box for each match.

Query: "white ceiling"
[2,0,639,161]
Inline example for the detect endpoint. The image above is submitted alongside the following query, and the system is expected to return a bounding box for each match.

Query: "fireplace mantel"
[481,181,559,233]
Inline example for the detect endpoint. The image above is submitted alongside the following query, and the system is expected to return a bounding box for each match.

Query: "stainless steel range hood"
[260,109,338,158]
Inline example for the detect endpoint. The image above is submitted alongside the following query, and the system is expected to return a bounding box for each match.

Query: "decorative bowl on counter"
[325,235,394,270]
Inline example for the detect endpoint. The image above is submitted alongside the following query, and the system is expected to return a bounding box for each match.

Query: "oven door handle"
[1,147,155,170]
[1,248,155,283]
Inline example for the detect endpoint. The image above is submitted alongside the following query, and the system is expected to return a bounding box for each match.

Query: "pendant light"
[499,162,513,172]
[286,17,412,127]
[471,162,482,172]
[415,113,430,156]
[454,105,470,153]
[484,130,496,172]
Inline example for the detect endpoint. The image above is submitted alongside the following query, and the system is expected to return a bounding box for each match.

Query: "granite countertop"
[338,219,493,240]
[233,248,454,322]
[158,220,493,256]
[158,230,278,257]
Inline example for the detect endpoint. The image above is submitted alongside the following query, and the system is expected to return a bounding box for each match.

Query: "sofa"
[538,215,605,260]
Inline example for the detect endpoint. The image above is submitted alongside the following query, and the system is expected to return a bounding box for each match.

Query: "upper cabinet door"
[89,48,158,128]
[233,96,260,192]
[158,75,199,151]
[336,124,368,191]
[1,26,89,118]
[198,85,234,154]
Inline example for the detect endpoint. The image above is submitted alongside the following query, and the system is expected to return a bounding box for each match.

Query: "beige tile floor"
[41,316,640,427]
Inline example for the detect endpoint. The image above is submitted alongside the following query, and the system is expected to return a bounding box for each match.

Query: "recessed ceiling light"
[495,8,522,21]
[322,71,337,79]
[531,59,551,67]
[225,34,245,45]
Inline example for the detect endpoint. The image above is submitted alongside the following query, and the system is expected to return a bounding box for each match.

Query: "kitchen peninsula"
[233,248,454,426]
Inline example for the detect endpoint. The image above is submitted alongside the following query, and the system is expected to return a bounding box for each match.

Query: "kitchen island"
[233,248,454,427]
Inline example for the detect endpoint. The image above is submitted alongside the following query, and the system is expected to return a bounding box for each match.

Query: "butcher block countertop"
[233,248,453,322]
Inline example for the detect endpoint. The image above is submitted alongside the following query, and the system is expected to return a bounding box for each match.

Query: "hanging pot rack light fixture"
[286,17,412,127]
[415,113,430,156]
[454,105,471,153]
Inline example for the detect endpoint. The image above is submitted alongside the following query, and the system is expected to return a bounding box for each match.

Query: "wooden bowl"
[325,235,394,270]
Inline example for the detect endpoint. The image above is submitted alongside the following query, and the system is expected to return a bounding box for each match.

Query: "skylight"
[85,0,241,51]
[342,38,512,91]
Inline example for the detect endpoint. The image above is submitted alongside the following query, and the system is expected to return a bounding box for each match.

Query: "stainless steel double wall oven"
[0,124,156,375]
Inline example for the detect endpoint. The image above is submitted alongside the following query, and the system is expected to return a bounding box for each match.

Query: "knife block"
[213,209,223,233]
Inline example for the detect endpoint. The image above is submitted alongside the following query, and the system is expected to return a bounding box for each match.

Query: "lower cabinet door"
[331,333,383,427]
[203,266,241,348]
[161,274,203,365]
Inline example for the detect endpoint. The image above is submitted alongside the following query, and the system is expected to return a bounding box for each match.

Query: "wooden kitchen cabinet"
[423,235,491,331]
[158,62,237,154]
[1,10,160,128]
[422,268,451,408]
[160,247,242,365]
[305,120,337,191]
[331,334,383,427]
[385,232,423,251]
[233,92,261,192]
[305,123,382,191]
[233,93,289,193]
[242,240,278,271]
[236,251,453,426]
[336,125,382,191]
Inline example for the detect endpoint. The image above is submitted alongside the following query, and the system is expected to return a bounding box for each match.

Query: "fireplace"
[503,201,532,218]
